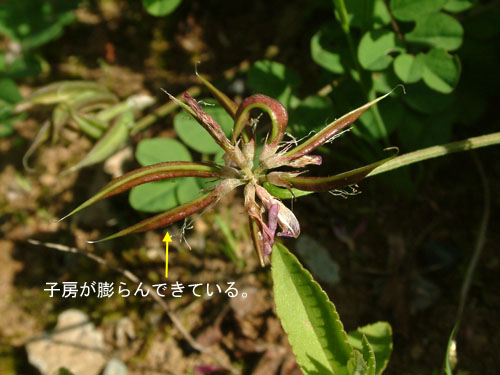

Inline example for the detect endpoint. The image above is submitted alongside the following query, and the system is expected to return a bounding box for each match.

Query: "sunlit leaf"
[174,99,233,154]
[272,243,353,375]
[390,0,446,21]
[393,53,425,83]
[358,30,403,71]
[405,12,463,51]
[348,322,392,375]
[422,49,461,93]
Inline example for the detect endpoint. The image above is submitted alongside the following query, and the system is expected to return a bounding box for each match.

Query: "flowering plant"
[61,74,395,265]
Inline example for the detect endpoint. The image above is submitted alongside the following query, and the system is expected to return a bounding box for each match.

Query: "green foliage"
[272,243,393,375]
[247,60,300,107]
[390,0,446,21]
[347,322,392,375]
[130,138,198,212]
[0,78,24,137]
[247,0,480,193]
[16,81,154,171]
[0,0,80,137]
[0,0,78,50]
[358,30,403,71]
[174,99,233,153]
[405,13,463,51]
[142,0,182,16]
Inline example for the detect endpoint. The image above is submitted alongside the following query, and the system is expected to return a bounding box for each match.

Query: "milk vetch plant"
[60,74,397,265]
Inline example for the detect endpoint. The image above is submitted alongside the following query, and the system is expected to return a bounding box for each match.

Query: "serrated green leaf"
[347,350,368,375]
[443,0,476,13]
[174,100,232,154]
[393,53,425,83]
[247,60,300,106]
[361,336,376,375]
[390,0,446,21]
[405,13,463,51]
[422,49,461,93]
[142,0,182,16]
[348,322,393,375]
[358,30,403,71]
[272,243,353,375]
[136,138,192,166]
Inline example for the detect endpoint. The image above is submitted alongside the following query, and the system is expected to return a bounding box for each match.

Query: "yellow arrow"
[162,232,172,278]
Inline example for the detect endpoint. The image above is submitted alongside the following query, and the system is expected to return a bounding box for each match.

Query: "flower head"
[61,74,396,265]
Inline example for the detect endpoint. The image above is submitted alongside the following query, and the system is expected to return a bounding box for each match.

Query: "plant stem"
[367,131,500,176]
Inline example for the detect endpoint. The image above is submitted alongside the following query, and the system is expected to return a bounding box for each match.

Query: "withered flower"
[61,74,396,265]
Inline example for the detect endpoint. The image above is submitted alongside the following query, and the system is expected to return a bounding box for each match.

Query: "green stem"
[368,132,500,176]
[130,86,201,135]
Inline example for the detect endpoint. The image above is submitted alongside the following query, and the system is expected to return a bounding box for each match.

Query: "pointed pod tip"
[58,213,72,222]
[162,232,172,243]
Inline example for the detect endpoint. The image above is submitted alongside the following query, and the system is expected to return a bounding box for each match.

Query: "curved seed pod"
[90,191,218,242]
[282,90,395,163]
[69,110,107,139]
[61,111,133,175]
[232,94,288,146]
[14,81,110,113]
[277,151,398,192]
[196,73,238,117]
[71,92,119,113]
[96,94,155,123]
[52,92,119,144]
[51,104,70,144]
[22,120,51,171]
[60,161,222,221]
